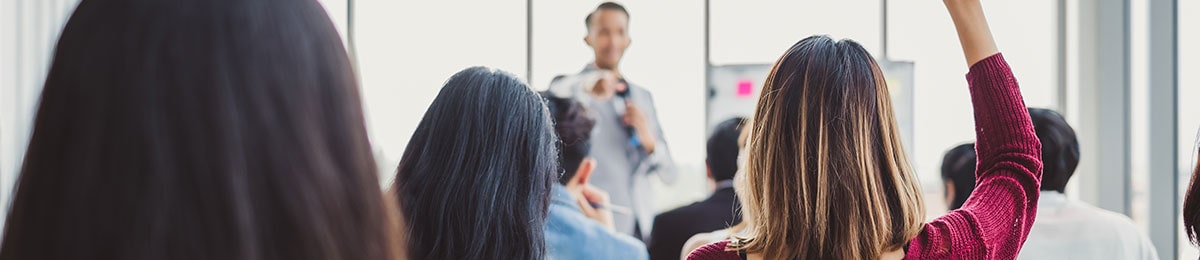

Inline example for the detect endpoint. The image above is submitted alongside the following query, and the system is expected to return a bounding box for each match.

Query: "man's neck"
[591,63,621,78]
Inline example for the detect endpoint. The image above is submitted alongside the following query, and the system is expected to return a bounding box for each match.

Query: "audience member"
[688,0,1044,258]
[678,122,753,259]
[1017,108,1158,260]
[542,94,649,260]
[392,67,557,259]
[940,143,977,210]
[648,117,746,260]
[0,0,402,259]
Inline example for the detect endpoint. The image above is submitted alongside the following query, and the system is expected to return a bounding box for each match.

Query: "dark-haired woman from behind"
[392,67,558,260]
[687,0,1043,259]
[0,0,402,259]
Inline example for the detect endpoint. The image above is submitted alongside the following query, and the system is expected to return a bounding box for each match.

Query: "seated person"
[1017,108,1158,260]
[940,143,977,211]
[542,94,649,260]
[678,119,753,260]
[648,117,746,260]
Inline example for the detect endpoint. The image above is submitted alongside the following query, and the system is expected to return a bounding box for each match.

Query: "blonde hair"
[731,35,925,259]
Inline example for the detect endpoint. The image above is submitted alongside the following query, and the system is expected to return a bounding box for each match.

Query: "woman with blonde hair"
[687,0,1042,259]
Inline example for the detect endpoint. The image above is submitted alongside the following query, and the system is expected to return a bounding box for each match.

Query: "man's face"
[585,9,630,70]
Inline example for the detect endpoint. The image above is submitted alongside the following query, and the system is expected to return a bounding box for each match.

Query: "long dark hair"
[393,67,557,260]
[0,0,400,259]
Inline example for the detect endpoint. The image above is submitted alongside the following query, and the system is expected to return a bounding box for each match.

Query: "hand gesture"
[576,184,616,231]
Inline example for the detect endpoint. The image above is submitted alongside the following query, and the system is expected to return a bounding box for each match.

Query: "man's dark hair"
[542,93,595,185]
[708,117,746,181]
[940,143,977,210]
[584,2,630,30]
[1028,107,1080,193]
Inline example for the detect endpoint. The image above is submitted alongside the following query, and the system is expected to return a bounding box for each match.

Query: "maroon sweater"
[687,54,1043,260]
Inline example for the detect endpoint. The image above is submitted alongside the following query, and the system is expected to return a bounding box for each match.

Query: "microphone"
[615,78,640,149]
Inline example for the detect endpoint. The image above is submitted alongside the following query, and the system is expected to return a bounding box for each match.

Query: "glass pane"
[888,0,1058,216]
[1128,0,1150,233]
[353,0,529,181]
[1179,0,1199,257]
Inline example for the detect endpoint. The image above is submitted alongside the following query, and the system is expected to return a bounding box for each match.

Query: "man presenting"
[548,2,677,240]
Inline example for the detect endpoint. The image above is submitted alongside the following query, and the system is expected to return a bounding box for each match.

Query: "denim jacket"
[545,185,649,260]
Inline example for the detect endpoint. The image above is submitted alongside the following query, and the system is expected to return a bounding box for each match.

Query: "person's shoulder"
[599,224,650,259]
[658,202,706,219]
[547,205,650,259]
[1072,201,1140,227]
[1067,201,1152,240]
[627,83,656,98]
[653,202,710,227]
[686,240,739,260]
[681,230,733,259]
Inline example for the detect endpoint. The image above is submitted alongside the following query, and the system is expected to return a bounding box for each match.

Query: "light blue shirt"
[545,185,649,260]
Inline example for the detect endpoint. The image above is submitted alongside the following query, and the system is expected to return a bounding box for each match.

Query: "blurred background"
[1,0,1196,258]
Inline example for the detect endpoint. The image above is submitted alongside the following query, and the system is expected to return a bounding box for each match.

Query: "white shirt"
[1017,191,1159,260]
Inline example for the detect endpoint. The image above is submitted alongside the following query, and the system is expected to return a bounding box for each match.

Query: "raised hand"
[944,0,999,66]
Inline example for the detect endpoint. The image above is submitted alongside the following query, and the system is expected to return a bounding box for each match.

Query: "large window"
[353,0,529,184]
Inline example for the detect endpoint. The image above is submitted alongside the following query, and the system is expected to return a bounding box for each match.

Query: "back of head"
[1027,108,1079,193]
[584,2,630,30]
[940,143,977,210]
[542,94,595,185]
[736,35,924,259]
[0,0,399,259]
[708,117,747,182]
[394,67,557,260]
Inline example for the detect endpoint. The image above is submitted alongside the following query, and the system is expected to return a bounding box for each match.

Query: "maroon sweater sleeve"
[686,240,741,260]
[905,54,1043,259]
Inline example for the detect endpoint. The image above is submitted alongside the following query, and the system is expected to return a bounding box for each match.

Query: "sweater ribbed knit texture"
[687,53,1043,260]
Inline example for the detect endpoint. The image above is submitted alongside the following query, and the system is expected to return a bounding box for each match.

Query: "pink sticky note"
[736,79,754,98]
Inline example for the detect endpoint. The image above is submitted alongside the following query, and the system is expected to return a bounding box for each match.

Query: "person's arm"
[945,0,999,66]
[629,92,678,184]
[906,1,1043,259]
[576,184,617,231]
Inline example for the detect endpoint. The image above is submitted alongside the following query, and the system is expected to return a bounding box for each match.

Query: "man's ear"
[571,158,597,187]
[583,35,593,48]
[705,161,713,180]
